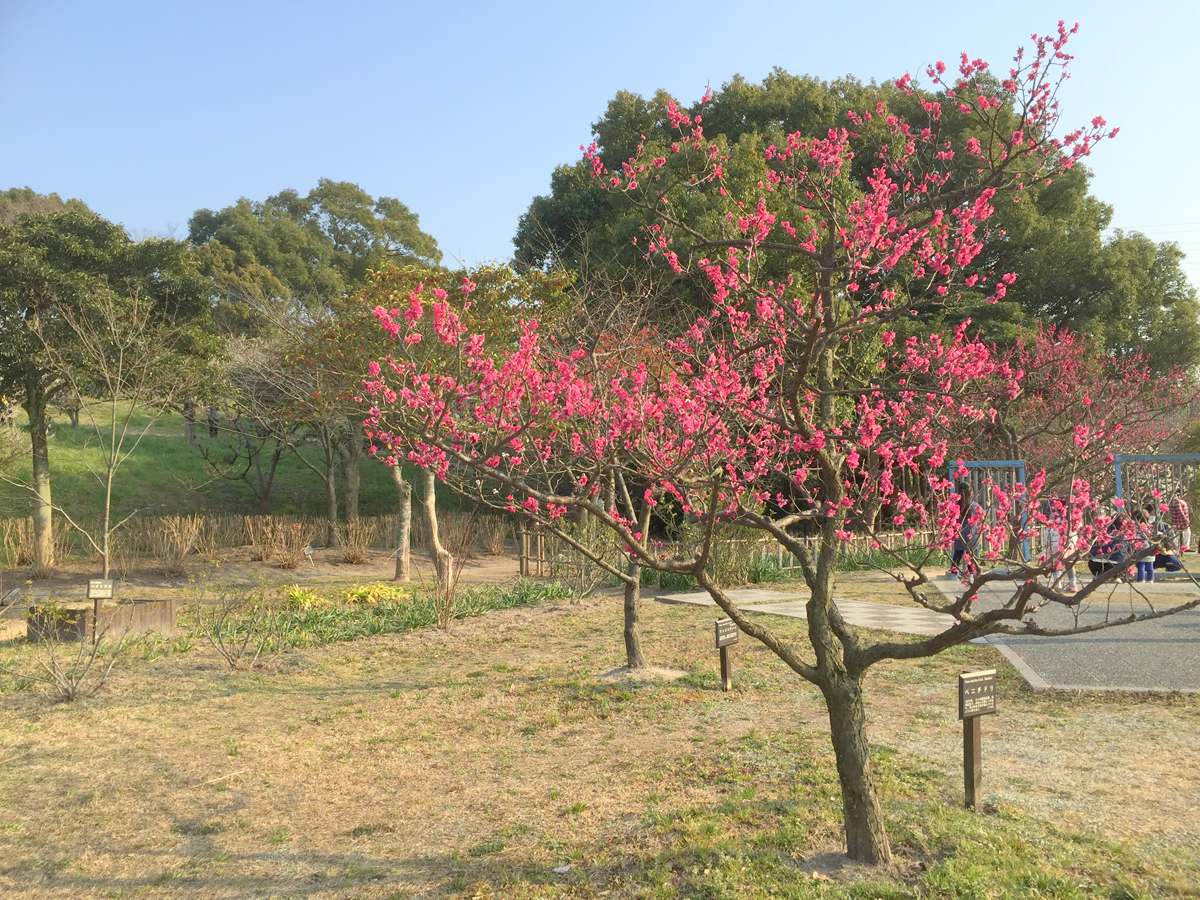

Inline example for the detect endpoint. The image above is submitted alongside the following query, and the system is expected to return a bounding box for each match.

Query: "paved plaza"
[657,576,1200,692]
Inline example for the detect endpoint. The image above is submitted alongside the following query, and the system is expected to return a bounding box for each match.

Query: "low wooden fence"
[516,520,942,586]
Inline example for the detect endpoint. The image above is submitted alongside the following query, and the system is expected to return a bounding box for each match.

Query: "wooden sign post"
[87,579,114,641]
[958,668,997,812]
[714,618,738,691]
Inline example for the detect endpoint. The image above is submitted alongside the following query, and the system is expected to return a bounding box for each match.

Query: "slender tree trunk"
[422,467,451,583]
[391,465,411,582]
[102,469,114,580]
[623,556,648,669]
[344,419,362,522]
[247,427,284,515]
[23,375,54,571]
[820,672,892,864]
[322,427,340,549]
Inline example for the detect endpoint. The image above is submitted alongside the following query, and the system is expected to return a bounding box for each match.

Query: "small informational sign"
[715,618,739,649]
[958,668,997,720]
[87,579,115,601]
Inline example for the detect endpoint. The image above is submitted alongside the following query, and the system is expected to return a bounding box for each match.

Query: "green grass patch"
[0,401,457,528]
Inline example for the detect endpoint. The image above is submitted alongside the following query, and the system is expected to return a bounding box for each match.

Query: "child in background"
[1089,514,1131,580]
[1132,507,1155,582]
[1043,499,1080,593]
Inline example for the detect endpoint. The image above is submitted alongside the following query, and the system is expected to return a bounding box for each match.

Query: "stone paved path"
[655,589,955,635]
[658,578,1200,692]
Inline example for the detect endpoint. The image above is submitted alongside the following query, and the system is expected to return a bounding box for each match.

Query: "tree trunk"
[422,467,451,583]
[344,419,362,521]
[252,444,283,515]
[391,465,411,582]
[101,466,114,580]
[820,673,892,864]
[23,375,54,571]
[623,556,648,669]
[322,427,340,549]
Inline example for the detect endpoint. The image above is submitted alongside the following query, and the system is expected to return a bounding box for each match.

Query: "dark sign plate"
[958,669,997,719]
[715,618,739,649]
[87,579,114,600]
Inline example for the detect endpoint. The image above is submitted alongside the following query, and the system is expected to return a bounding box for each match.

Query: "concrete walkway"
[656,589,955,635]
[940,575,1200,693]
[657,578,1200,693]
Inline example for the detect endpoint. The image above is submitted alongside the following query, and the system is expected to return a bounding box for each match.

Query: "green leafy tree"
[516,74,1199,371]
[189,180,442,537]
[189,178,441,333]
[0,202,208,570]
[0,187,92,224]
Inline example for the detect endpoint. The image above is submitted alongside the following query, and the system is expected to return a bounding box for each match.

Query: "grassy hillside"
[0,400,417,526]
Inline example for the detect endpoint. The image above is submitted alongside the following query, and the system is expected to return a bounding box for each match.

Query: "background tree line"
[1,67,1198,577]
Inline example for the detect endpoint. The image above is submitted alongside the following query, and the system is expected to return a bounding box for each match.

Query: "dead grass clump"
[0,517,33,566]
[339,520,376,565]
[480,516,510,556]
[146,515,203,576]
[276,522,318,570]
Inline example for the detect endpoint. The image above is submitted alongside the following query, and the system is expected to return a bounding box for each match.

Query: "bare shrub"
[145,515,203,576]
[109,531,137,583]
[409,512,430,552]
[339,520,376,565]
[243,515,280,562]
[522,515,623,595]
[276,522,318,570]
[196,515,246,555]
[480,516,510,556]
[186,579,288,669]
[6,603,137,701]
[705,525,765,587]
[362,515,396,549]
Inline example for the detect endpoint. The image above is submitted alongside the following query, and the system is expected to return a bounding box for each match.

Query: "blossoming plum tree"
[977,325,1193,495]
[360,25,1200,863]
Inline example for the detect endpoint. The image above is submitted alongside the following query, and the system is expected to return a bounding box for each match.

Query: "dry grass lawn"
[0,569,1197,898]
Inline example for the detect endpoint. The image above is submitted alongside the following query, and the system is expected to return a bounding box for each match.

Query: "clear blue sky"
[3,1,1198,287]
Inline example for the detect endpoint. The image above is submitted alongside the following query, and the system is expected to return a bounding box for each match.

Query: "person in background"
[1132,508,1155,582]
[1154,532,1184,573]
[1169,495,1191,553]
[1043,498,1080,593]
[1089,514,1131,580]
[948,479,984,578]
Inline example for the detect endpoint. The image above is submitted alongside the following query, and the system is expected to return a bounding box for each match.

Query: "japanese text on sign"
[958,669,997,719]
[87,579,114,600]
[715,618,739,649]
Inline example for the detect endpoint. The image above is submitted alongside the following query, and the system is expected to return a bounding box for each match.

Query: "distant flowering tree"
[977,326,1194,495]
[361,25,1199,864]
